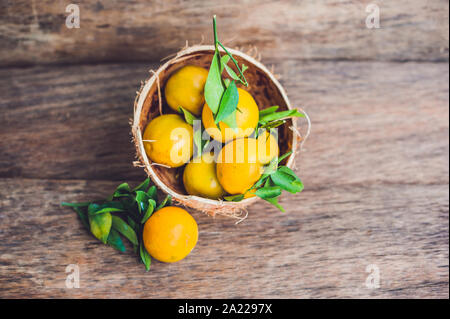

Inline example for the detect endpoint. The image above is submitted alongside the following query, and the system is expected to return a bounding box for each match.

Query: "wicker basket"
[132,45,302,219]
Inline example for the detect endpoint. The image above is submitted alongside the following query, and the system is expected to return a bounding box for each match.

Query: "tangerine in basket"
[202,88,259,143]
[183,152,226,199]
[216,137,263,195]
[143,206,198,263]
[143,114,193,168]
[165,65,209,116]
[257,130,279,164]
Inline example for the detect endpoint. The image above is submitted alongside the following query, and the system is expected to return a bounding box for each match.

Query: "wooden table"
[0,0,448,298]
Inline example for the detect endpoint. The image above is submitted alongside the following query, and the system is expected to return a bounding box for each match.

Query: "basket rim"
[132,44,297,207]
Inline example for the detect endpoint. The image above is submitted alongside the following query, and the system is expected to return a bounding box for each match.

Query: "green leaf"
[107,228,126,252]
[106,182,132,201]
[178,106,197,125]
[264,177,273,188]
[220,55,231,72]
[217,41,248,86]
[193,120,203,158]
[259,106,279,117]
[221,110,238,131]
[127,216,137,232]
[259,109,304,125]
[223,78,231,88]
[220,54,243,83]
[224,194,245,202]
[263,157,278,175]
[277,151,292,164]
[133,178,149,192]
[88,202,124,215]
[264,196,286,212]
[156,195,172,211]
[135,191,150,214]
[141,199,156,224]
[278,166,304,192]
[278,166,299,177]
[120,196,138,216]
[114,182,131,195]
[147,185,157,201]
[111,215,138,246]
[223,63,241,83]
[270,170,303,194]
[260,119,286,130]
[73,206,90,230]
[61,202,90,208]
[215,80,239,125]
[204,50,224,115]
[140,244,151,271]
[89,212,112,244]
[252,174,269,190]
[254,186,282,199]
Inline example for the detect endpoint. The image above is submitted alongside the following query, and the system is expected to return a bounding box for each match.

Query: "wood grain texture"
[1,61,448,186]
[0,178,447,298]
[0,59,448,298]
[0,0,448,67]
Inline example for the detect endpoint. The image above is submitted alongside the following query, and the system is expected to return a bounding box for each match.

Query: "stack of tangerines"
[143,64,279,200]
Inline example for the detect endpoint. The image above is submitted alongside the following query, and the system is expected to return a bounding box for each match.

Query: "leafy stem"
[217,41,248,87]
[213,15,219,52]
[61,178,172,272]
[205,15,249,125]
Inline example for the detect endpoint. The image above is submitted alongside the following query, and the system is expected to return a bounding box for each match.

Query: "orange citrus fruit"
[143,206,198,263]
[183,152,226,199]
[216,137,263,195]
[257,130,279,164]
[143,114,193,167]
[202,88,259,143]
[165,65,209,116]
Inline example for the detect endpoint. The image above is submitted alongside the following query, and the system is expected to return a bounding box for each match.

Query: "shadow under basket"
[132,45,303,219]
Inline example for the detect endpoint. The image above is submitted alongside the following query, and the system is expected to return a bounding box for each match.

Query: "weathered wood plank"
[0,0,448,67]
[0,178,447,298]
[0,61,448,189]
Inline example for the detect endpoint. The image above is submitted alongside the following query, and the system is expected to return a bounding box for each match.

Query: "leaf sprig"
[225,105,306,211]
[204,15,249,130]
[224,150,304,211]
[257,106,305,132]
[61,178,171,271]
[181,16,306,212]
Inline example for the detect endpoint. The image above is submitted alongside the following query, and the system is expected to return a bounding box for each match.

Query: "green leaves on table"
[204,15,248,129]
[141,198,156,224]
[87,202,124,215]
[111,215,138,246]
[223,151,304,212]
[140,242,152,271]
[88,212,112,244]
[61,178,172,271]
[107,229,126,252]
